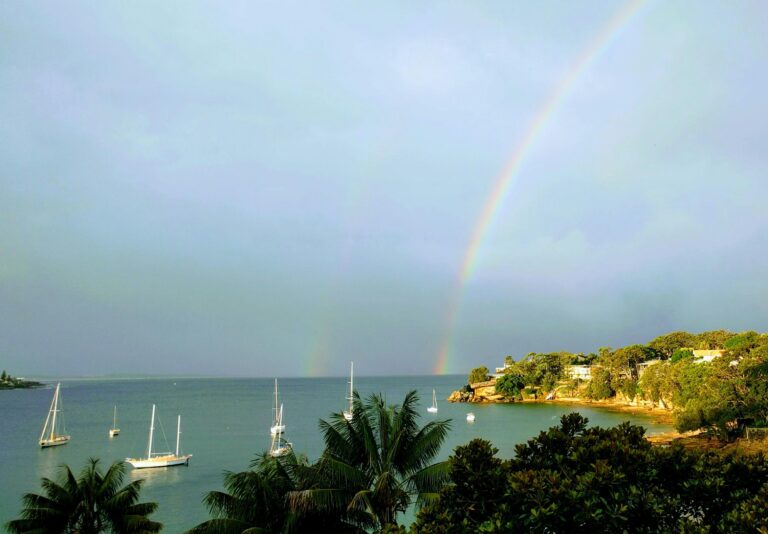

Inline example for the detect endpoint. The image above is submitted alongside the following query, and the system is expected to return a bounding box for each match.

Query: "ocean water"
[0,376,673,531]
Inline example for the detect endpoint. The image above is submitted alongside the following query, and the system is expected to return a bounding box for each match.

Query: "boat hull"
[109,429,120,437]
[127,454,192,469]
[343,411,353,421]
[270,424,285,436]
[40,436,70,448]
[427,407,438,413]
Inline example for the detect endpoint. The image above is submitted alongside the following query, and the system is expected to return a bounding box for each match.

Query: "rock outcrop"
[448,378,514,404]
[447,390,471,402]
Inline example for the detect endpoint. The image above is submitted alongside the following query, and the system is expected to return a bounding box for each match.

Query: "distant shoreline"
[0,379,44,390]
[17,373,466,382]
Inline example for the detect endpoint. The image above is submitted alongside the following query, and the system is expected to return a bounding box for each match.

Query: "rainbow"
[434,0,647,374]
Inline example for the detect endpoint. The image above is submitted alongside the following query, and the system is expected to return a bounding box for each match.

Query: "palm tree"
[188,451,355,534]
[290,390,451,531]
[6,458,161,533]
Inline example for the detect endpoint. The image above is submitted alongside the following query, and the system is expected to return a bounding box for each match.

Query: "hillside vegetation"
[468,330,768,440]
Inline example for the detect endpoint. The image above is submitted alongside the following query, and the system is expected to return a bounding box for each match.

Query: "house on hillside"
[566,365,592,380]
[692,349,726,364]
[637,359,662,377]
[493,361,513,378]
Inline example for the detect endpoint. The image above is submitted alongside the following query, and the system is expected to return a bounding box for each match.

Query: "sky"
[1,1,767,378]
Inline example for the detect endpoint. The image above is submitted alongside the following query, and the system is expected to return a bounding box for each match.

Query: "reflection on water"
[35,445,70,479]
[129,465,186,488]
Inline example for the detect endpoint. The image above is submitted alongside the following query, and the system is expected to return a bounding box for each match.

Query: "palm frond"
[314,456,371,490]
[319,418,360,462]
[347,489,376,516]
[396,419,450,474]
[405,461,451,498]
[288,487,352,513]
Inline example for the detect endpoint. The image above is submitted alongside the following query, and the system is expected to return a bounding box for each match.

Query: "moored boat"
[343,361,354,421]
[427,389,438,413]
[270,379,285,436]
[126,404,192,469]
[40,383,70,448]
[269,404,292,457]
[109,405,120,437]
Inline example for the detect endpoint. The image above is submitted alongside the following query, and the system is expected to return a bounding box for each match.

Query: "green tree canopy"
[724,331,761,354]
[290,391,451,531]
[599,344,659,379]
[467,366,489,385]
[413,414,768,533]
[585,367,614,400]
[695,329,734,350]
[649,331,696,358]
[504,352,570,390]
[670,348,694,363]
[495,373,525,398]
[188,451,352,534]
[6,458,160,534]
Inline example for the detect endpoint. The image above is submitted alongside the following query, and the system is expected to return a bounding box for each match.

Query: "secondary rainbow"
[434,0,647,374]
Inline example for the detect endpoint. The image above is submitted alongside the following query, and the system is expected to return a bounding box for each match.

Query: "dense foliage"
[494,373,525,398]
[499,351,599,394]
[412,414,768,533]
[6,459,161,534]
[639,339,768,438]
[467,366,490,384]
[190,391,450,533]
[291,391,450,531]
[188,451,352,534]
[492,330,768,437]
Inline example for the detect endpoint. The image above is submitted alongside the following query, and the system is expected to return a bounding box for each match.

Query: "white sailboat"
[270,379,285,436]
[343,361,354,421]
[126,404,192,469]
[109,405,120,437]
[269,404,291,457]
[39,383,70,448]
[427,389,438,413]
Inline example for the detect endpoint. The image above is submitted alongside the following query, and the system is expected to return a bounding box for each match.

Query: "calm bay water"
[1,375,673,531]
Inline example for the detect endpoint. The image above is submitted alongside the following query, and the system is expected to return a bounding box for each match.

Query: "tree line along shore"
[0,370,42,390]
[452,329,768,443]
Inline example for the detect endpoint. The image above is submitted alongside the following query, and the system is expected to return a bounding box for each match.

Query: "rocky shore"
[447,378,674,425]
[0,376,43,390]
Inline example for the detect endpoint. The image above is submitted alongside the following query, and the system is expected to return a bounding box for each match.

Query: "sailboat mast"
[113,406,117,428]
[274,379,279,423]
[40,385,57,443]
[50,383,59,440]
[147,404,156,459]
[348,361,354,413]
[175,415,181,457]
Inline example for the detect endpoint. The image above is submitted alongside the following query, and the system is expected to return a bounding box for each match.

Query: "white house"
[692,349,725,364]
[566,365,592,380]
